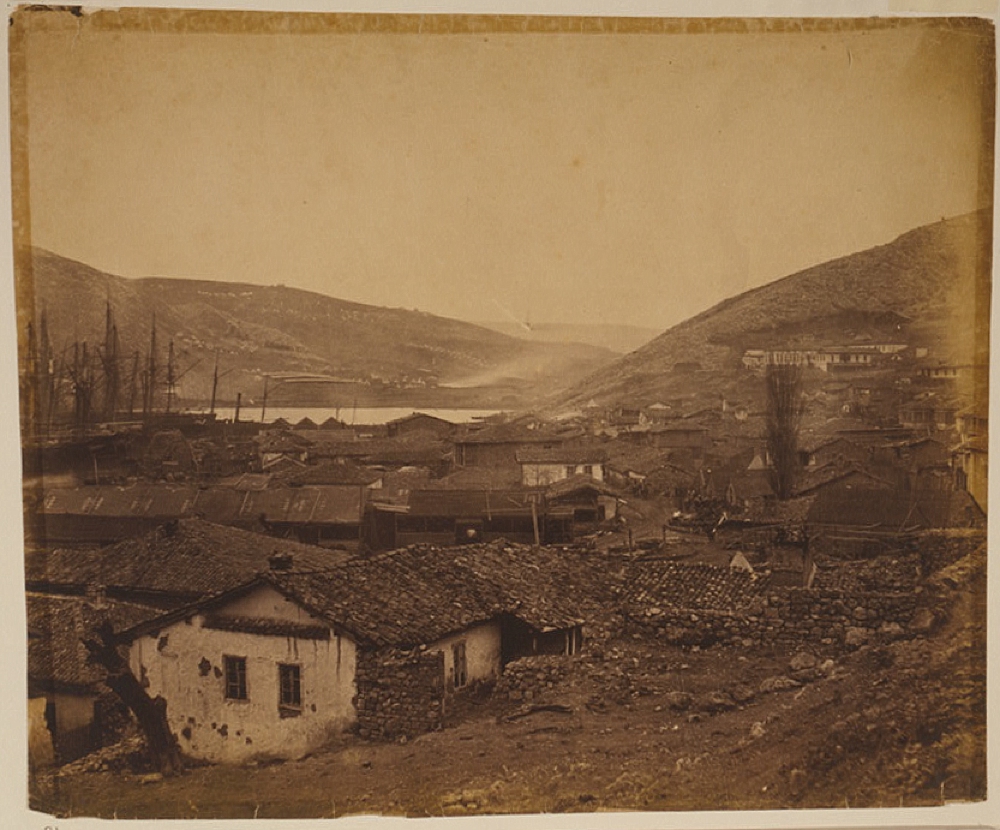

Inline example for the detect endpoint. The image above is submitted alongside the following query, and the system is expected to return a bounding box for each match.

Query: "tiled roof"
[123,541,613,649]
[623,560,770,614]
[26,519,351,599]
[270,541,609,646]
[810,555,921,594]
[27,593,162,688]
[277,460,384,487]
[515,446,608,465]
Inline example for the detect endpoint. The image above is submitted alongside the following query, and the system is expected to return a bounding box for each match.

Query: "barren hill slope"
[26,249,614,405]
[557,210,991,409]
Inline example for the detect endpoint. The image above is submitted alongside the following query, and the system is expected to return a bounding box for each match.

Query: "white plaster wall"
[522,463,605,486]
[28,697,56,768]
[130,597,357,764]
[598,495,617,520]
[215,583,324,623]
[52,691,96,734]
[431,621,501,693]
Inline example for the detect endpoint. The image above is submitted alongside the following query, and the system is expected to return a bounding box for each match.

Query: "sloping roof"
[544,475,617,500]
[406,489,539,517]
[807,488,986,531]
[121,540,613,649]
[231,473,273,491]
[623,560,771,614]
[455,422,584,445]
[420,466,523,491]
[38,484,363,526]
[277,460,383,487]
[308,435,449,465]
[249,486,363,525]
[515,446,609,465]
[737,494,815,525]
[386,412,454,428]
[795,465,896,496]
[726,469,776,501]
[272,542,604,645]
[257,431,312,452]
[27,594,162,688]
[42,484,200,519]
[26,519,351,599]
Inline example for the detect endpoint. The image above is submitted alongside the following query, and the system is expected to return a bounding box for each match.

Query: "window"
[279,664,301,709]
[224,656,247,700]
[452,642,468,689]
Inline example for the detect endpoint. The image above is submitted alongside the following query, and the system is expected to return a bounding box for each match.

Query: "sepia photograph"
[6,3,995,824]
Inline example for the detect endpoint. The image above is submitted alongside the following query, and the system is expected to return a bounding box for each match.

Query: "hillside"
[476,321,660,354]
[556,210,992,409]
[24,250,615,407]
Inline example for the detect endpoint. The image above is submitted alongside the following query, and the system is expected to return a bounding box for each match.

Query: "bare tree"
[765,363,805,500]
[83,621,184,776]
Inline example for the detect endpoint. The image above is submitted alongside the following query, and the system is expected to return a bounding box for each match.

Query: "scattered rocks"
[844,627,870,648]
[56,734,153,777]
[136,772,163,785]
[697,691,736,713]
[663,691,694,711]
[758,675,801,694]
[788,652,818,672]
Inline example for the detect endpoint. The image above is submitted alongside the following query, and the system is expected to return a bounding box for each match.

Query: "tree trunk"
[84,621,184,776]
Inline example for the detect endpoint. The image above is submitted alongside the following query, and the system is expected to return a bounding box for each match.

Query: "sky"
[15,12,993,331]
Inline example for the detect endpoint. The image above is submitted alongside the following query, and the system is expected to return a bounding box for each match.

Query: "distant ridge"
[556,210,992,409]
[25,249,615,405]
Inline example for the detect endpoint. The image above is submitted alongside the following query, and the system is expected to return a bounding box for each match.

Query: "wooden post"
[530,496,540,547]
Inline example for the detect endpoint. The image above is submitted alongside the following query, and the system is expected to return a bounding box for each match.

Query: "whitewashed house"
[516,446,608,487]
[118,544,589,763]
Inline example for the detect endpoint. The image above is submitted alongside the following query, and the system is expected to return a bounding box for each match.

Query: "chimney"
[268,552,293,571]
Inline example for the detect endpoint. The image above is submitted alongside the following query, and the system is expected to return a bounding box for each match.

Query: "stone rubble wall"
[626,587,917,652]
[493,655,570,702]
[354,648,445,741]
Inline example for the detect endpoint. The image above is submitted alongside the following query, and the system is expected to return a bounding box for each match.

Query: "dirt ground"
[31,545,985,821]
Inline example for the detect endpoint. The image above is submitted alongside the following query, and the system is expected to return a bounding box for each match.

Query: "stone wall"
[493,655,570,702]
[626,587,916,653]
[354,648,445,741]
